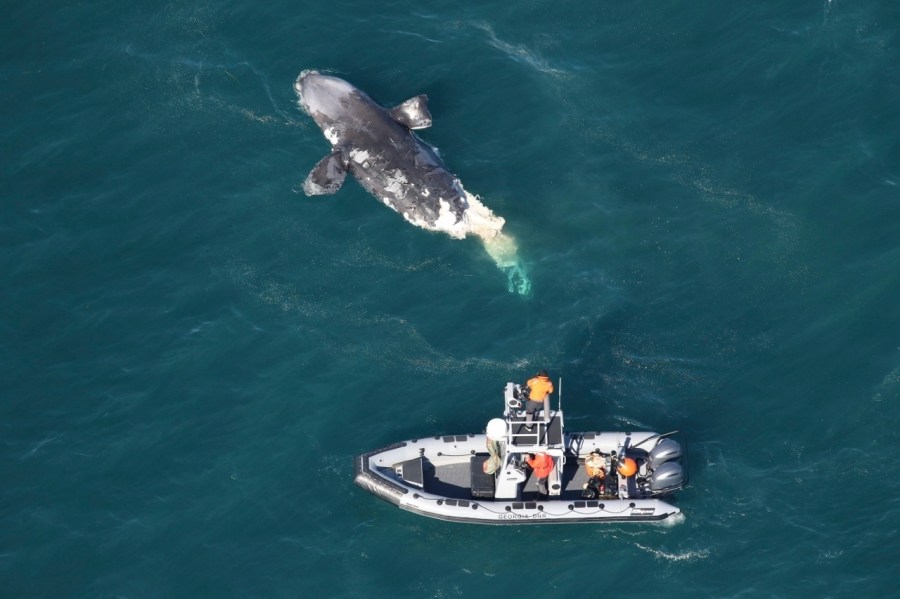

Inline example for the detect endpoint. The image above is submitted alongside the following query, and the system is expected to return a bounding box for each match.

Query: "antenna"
[558,377,562,412]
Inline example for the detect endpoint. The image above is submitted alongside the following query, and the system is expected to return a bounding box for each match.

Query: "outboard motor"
[648,461,684,493]
[648,438,682,471]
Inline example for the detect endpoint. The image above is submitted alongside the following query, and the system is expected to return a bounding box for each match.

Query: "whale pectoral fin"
[389,94,432,130]
[303,150,348,196]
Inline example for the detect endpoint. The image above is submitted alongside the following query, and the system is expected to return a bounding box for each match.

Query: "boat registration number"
[497,512,548,520]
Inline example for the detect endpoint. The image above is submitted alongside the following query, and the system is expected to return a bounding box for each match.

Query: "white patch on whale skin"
[323,127,340,146]
[460,190,504,240]
[434,199,466,239]
[349,149,370,164]
[382,169,409,198]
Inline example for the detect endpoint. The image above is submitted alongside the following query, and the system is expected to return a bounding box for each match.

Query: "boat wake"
[634,541,708,561]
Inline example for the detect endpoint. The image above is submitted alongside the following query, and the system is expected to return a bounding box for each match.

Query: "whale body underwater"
[294,70,530,295]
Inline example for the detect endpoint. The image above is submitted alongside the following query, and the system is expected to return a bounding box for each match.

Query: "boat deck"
[424,455,614,502]
[508,414,563,446]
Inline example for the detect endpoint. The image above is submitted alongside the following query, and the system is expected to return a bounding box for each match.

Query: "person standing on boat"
[525,452,554,497]
[523,370,554,430]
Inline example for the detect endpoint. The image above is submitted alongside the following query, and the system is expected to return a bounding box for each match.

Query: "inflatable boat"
[354,382,687,524]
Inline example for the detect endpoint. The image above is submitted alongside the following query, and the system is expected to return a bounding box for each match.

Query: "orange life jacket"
[526,375,554,401]
[526,453,555,478]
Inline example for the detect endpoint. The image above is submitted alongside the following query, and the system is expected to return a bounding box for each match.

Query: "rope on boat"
[413,492,640,518]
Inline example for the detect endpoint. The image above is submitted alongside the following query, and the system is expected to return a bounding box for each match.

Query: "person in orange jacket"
[523,370,554,430]
[525,452,555,496]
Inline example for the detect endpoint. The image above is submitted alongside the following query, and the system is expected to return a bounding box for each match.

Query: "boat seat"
[395,457,425,489]
[548,456,562,496]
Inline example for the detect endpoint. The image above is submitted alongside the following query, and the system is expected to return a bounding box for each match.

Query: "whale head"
[294,70,358,123]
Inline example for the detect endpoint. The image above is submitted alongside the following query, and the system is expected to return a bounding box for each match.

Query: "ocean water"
[3,0,899,596]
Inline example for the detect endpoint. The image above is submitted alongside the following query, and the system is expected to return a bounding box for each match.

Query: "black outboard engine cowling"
[648,438,682,470]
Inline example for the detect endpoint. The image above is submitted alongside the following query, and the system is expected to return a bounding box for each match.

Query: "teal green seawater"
[3,1,899,597]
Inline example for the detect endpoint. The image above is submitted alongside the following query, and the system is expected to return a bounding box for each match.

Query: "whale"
[294,70,530,294]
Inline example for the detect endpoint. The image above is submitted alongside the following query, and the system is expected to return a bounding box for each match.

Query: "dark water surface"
[3,1,899,596]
